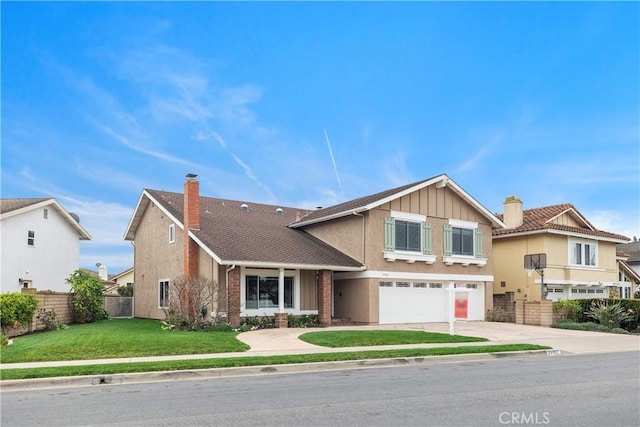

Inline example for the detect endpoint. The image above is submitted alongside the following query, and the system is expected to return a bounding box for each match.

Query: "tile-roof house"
[1,198,91,292]
[616,251,640,298]
[125,174,506,326]
[492,196,629,302]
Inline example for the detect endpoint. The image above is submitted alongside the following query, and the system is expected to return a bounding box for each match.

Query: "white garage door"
[379,282,485,324]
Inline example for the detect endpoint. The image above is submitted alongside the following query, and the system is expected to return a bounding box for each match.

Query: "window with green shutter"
[384,216,432,254]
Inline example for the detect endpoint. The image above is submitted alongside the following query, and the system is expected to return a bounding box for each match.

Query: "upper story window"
[383,211,434,264]
[452,227,474,256]
[443,219,485,266]
[169,224,176,244]
[569,238,597,267]
[43,208,48,219]
[394,220,421,252]
[27,230,35,247]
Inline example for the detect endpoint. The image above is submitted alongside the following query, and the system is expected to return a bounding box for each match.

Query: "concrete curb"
[0,349,554,391]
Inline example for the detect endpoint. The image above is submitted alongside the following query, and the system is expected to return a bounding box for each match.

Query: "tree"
[165,275,223,329]
[67,270,108,323]
[117,283,134,297]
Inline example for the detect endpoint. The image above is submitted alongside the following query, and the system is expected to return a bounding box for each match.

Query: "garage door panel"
[379,285,484,324]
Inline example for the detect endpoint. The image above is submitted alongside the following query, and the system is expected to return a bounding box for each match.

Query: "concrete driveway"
[237,321,640,355]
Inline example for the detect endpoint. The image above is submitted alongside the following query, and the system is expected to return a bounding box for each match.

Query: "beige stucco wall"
[303,184,495,277]
[334,278,378,323]
[493,233,620,302]
[133,202,183,320]
[304,214,365,263]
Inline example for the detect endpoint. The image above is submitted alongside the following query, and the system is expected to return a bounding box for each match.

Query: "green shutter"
[474,228,483,258]
[443,224,452,256]
[422,222,432,255]
[384,217,395,251]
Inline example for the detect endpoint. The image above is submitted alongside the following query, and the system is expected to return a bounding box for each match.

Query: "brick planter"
[274,312,288,328]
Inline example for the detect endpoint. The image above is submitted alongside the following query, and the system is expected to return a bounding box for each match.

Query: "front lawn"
[0,344,550,380]
[0,318,248,363]
[299,330,488,347]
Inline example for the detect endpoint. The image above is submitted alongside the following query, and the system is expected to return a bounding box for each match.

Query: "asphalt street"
[2,351,638,427]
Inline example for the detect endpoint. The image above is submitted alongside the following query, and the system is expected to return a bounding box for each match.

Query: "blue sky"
[2,2,639,274]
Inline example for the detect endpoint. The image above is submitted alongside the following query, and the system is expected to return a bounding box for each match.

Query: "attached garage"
[378,281,485,324]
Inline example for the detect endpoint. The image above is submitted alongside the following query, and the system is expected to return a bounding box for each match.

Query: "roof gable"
[290,174,506,229]
[1,198,91,240]
[493,203,628,242]
[125,189,364,270]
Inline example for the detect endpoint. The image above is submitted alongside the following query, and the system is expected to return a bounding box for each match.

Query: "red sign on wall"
[455,292,468,319]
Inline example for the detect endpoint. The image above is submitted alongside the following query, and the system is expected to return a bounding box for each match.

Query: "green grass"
[299,330,488,347]
[0,344,550,380]
[0,318,248,363]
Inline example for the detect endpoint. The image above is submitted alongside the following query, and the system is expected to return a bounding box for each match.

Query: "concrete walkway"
[2,322,638,370]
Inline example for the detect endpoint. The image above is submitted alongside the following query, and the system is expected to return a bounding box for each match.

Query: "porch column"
[274,268,288,328]
[278,268,285,313]
[318,270,332,327]
[227,267,241,327]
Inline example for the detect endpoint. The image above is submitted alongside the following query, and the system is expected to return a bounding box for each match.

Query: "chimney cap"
[504,195,522,204]
[186,173,198,180]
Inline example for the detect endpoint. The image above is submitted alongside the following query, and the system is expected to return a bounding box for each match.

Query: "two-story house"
[124,174,506,326]
[492,196,629,302]
[1,198,91,292]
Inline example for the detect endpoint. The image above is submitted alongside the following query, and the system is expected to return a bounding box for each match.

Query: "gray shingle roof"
[0,198,51,214]
[146,189,364,269]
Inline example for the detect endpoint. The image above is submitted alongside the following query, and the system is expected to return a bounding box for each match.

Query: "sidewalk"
[2,322,638,370]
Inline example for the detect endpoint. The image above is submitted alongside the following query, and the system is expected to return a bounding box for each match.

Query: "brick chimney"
[184,173,200,279]
[503,195,523,228]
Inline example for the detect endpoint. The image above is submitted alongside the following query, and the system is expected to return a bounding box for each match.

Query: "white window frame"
[568,238,597,267]
[169,224,176,244]
[240,268,310,316]
[443,219,486,267]
[159,279,170,309]
[383,211,436,264]
[27,230,35,247]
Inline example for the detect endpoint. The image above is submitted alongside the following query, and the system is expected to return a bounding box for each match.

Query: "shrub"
[553,299,581,322]
[36,308,57,330]
[165,276,221,330]
[288,314,322,328]
[551,321,628,334]
[36,308,67,331]
[585,300,633,330]
[117,284,133,297]
[486,308,511,322]
[67,270,108,324]
[237,315,275,331]
[0,292,39,335]
[0,335,8,346]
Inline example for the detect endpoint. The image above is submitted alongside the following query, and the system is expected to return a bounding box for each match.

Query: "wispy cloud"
[455,131,502,173]
[381,151,414,187]
[94,122,197,167]
[585,209,639,240]
[230,153,276,202]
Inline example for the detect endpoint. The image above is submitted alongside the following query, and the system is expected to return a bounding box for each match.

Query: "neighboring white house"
[1,198,91,292]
